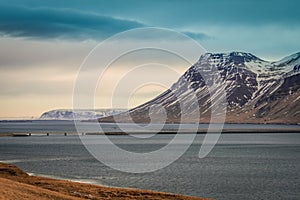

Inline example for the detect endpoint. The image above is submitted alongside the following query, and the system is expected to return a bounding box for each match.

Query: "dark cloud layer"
[0,4,144,40]
[1,0,299,42]
[4,0,299,28]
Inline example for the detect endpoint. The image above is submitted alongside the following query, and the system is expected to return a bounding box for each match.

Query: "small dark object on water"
[12,133,29,137]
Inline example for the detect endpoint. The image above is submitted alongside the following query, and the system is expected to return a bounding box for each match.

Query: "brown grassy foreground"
[0,162,210,200]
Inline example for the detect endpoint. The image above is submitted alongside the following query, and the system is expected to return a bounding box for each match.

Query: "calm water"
[0,132,299,200]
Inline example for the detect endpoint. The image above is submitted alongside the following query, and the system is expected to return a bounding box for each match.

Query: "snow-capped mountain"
[40,109,126,120]
[99,52,300,124]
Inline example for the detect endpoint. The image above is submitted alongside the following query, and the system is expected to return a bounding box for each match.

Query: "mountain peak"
[199,52,261,63]
[229,51,256,57]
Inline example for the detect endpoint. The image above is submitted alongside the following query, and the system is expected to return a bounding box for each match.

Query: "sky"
[0,0,299,118]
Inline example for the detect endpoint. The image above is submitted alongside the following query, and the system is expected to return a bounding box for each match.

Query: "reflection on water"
[0,133,299,200]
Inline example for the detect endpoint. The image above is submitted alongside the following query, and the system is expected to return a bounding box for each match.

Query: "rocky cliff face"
[99,52,300,124]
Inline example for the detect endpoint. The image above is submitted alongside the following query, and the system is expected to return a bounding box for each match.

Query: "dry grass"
[0,162,211,200]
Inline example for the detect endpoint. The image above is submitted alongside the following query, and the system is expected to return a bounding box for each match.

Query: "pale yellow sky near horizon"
[0,37,190,119]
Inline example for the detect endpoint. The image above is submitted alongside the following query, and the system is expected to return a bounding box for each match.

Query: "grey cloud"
[0,4,145,40]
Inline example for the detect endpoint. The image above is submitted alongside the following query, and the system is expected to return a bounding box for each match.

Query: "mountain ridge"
[99,51,300,124]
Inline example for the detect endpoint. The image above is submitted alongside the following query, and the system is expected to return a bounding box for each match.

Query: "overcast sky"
[0,0,299,118]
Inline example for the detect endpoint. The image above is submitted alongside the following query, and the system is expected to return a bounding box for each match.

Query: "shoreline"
[0,162,210,200]
[1,121,299,136]
[1,119,299,124]
[1,129,300,137]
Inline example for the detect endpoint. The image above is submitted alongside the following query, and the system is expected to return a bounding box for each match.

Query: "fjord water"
[0,124,299,200]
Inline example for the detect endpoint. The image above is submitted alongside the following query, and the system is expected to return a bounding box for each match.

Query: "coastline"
[1,121,299,137]
[0,162,210,200]
[1,128,300,137]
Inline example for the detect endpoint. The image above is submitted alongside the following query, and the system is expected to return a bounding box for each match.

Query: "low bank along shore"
[0,162,210,200]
